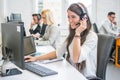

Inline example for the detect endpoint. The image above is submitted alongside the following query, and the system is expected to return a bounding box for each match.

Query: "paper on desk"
[36,45,55,53]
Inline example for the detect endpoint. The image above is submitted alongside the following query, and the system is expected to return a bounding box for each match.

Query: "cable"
[0,66,2,75]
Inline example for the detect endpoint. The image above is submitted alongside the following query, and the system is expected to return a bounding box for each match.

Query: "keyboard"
[25,62,58,77]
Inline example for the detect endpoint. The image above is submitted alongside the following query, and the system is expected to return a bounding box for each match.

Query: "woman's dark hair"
[66,3,92,70]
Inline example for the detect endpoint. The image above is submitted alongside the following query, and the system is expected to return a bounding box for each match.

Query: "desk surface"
[36,45,55,53]
[0,45,87,80]
[0,60,87,80]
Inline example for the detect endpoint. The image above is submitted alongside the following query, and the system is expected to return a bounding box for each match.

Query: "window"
[36,0,62,26]
[36,0,92,26]
[36,0,43,13]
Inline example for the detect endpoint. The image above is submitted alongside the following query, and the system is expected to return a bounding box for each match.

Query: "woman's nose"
[68,18,73,23]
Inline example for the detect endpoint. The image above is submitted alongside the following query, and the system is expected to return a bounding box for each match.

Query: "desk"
[0,60,87,80]
[116,38,120,67]
[0,45,87,80]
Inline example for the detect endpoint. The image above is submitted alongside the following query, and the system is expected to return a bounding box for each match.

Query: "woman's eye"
[68,15,76,19]
[72,16,76,18]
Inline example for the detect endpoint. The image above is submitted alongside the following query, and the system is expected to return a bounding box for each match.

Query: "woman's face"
[67,10,80,29]
[41,14,47,24]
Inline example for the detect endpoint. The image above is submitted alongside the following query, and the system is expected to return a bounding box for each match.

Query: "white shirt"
[99,19,119,36]
[32,24,38,30]
[56,31,98,78]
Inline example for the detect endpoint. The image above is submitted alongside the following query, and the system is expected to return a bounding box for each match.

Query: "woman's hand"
[24,56,37,62]
[75,19,87,35]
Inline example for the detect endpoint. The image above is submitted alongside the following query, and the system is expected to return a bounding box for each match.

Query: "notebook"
[24,36,43,56]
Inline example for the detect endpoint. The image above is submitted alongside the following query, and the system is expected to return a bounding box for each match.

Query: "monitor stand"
[0,60,22,77]
[1,68,22,76]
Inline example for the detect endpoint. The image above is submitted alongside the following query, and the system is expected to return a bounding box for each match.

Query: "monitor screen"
[1,22,25,69]
[10,13,22,22]
[24,36,36,55]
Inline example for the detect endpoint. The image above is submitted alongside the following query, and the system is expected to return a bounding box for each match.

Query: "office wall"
[0,0,4,59]
[92,0,120,29]
[0,0,5,45]
[0,0,4,23]
[4,0,36,36]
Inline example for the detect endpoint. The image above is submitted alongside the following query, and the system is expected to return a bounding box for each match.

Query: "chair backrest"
[96,34,115,80]
[93,23,99,33]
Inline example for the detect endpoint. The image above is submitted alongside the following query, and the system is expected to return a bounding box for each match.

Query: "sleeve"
[78,32,98,63]
[102,21,119,36]
[34,25,41,34]
[56,42,67,58]
[29,29,33,34]
[37,26,60,46]
[112,24,119,32]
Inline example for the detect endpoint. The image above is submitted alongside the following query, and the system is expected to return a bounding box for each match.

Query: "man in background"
[99,12,120,62]
[29,14,41,38]
[99,12,120,36]
[29,14,46,39]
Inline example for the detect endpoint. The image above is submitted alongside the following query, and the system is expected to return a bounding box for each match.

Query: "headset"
[76,3,88,20]
[32,14,41,21]
[36,14,41,21]
[74,3,88,26]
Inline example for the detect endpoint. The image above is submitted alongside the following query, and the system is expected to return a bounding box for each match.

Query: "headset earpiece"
[80,13,85,20]
[37,14,41,21]
[32,14,41,21]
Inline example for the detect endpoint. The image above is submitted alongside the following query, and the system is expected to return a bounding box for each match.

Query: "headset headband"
[77,3,86,14]
[76,3,88,20]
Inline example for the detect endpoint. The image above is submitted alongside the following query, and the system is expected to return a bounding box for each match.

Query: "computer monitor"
[10,13,22,22]
[24,36,36,55]
[7,21,26,36]
[1,22,25,69]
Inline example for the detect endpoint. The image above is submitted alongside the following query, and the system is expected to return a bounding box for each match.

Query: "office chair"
[93,23,99,33]
[89,34,115,80]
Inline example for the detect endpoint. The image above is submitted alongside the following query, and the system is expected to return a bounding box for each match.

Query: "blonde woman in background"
[35,9,60,49]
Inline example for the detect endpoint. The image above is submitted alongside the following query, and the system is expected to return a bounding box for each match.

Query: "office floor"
[106,61,120,80]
